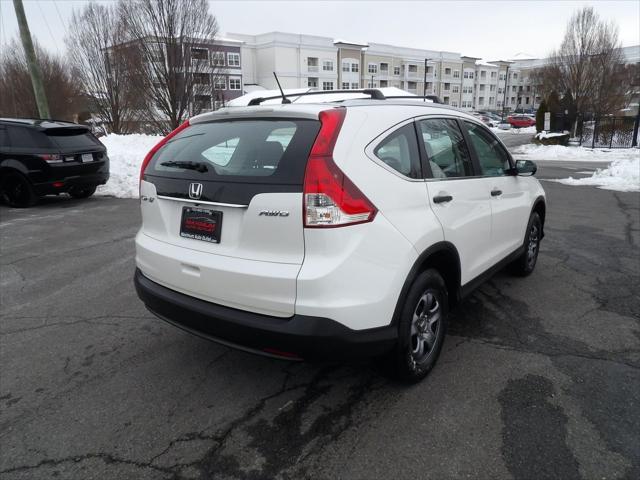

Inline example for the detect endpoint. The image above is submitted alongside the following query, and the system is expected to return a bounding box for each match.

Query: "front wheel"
[0,172,38,208]
[391,269,449,383]
[509,212,542,276]
[68,185,97,199]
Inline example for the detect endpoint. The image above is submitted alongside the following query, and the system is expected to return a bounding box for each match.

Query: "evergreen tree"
[536,100,547,132]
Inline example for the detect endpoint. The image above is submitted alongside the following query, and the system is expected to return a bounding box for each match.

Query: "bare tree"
[543,7,627,131]
[0,39,83,120]
[121,0,220,133]
[66,2,140,134]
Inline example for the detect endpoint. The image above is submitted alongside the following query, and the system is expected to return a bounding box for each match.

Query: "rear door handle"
[491,189,503,197]
[433,195,453,204]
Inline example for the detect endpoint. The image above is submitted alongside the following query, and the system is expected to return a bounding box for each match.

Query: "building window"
[444,83,451,91]
[451,101,458,107]
[211,52,225,66]
[490,85,495,92]
[213,77,226,90]
[445,68,452,75]
[426,82,433,91]
[525,97,530,104]
[463,71,469,79]
[228,77,241,90]
[469,71,474,79]
[512,86,517,92]
[227,52,240,67]
[308,77,318,88]
[194,94,211,109]
[380,62,389,72]
[368,63,378,74]
[407,81,417,90]
[453,70,460,78]
[499,73,505,80]
[513,73,518,79]
[443,96,450,105]
[342,82,350,89]
[408,64,417,73]
[479,84,486,91]
[491,71,497,78]
[322,81,334,91]
[351,82,359,89]
[452,85,459,93]
[480,71,487,79]
[342,61,350,72]
[393,66,400,75]
[308,57,319,72]
[323,60,334,71]
[193,73,210,85]
[478,97,484,106]
[380,80,388,87]
[351,62,359,73]
[489,97,494,104]
[367,81,377,88]
[191,47,208,61]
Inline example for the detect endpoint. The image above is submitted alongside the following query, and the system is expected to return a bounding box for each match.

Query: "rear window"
[148,119,320,184]
[46,129,102,150]
[6,126,52,149]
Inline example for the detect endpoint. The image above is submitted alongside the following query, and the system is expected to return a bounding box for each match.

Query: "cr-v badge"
[259,210,290,217]
[189,183,203,200]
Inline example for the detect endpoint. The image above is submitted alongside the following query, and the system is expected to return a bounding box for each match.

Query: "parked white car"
[134,92,546,382]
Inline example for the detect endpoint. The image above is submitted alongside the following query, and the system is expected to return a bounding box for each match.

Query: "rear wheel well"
[420,249,461,308]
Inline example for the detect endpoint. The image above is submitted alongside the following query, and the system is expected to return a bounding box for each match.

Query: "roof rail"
[247,88,386,106]
[383,95,443,104]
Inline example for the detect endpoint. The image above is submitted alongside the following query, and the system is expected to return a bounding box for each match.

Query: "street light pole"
[501,65,510,121]
[423,58,429,101]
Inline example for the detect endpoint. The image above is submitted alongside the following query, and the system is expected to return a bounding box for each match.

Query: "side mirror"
[515,159,537,176]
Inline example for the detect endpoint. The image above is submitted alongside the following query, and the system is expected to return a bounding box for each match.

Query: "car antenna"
[273,72,291,104]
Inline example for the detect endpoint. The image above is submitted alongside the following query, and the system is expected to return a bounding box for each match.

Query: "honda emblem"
[188,183,203,200]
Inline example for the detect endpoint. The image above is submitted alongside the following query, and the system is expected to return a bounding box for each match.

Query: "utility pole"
[501,65,510,121]
[13,0,50,119]
[423,58,429,101]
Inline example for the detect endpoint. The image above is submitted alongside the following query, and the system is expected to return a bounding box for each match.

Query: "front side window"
[418,118,473,179]
[374,123,421,179]
[464,121,511,176]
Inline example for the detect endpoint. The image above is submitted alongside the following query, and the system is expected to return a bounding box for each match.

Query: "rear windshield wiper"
[160,160,208,173]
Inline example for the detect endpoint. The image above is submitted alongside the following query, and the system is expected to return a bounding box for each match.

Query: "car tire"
[391,269,449,383]
[509,212,542,277]
[0,171,38,208]
[68,185,97,199]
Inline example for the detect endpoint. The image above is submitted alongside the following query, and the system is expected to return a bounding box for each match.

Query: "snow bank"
[491,126,536,135]
[512,144,640,162]
[98,134,163,198]
[555,157,640,192]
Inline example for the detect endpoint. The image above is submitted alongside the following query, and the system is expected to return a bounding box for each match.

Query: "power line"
[35,0,60,54]
[52,0,68,32]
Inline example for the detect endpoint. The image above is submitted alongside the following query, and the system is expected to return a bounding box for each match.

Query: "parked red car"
[507,115,536,128]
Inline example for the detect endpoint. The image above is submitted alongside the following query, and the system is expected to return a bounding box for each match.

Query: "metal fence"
[578,115,639,149]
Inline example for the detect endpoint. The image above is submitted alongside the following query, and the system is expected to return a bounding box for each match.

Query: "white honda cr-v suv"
[134,90,546,382]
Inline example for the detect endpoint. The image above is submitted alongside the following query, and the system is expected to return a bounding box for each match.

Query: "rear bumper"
[134,268,397,361]
[33,172,109,195]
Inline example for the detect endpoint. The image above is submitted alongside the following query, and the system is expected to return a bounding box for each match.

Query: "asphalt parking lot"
[1,157,639,479]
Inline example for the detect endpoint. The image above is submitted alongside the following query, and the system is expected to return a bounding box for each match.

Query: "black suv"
[0,118,109,207]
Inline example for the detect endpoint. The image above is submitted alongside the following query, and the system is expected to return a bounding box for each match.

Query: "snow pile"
[98,134,163,198]
[556,157,640,192]
[535,131,568,139]
[512,144,640,162]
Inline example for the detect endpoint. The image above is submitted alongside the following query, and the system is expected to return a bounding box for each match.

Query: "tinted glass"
[374,123,422,178]
[464,122,511,176]
[47,129,102,150]
[0,128,8,148]
[418,119,473,178]
[6,126,52,149]
[148,119,320,184]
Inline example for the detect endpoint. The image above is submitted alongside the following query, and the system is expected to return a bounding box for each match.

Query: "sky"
[0,0,639,61]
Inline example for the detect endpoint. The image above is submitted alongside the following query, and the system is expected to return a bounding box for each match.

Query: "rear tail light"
[303,108,377,228]
[139,120,190,184]
[38,154,63,164]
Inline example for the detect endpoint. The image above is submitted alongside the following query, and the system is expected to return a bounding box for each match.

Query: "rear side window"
[374,123,421,179]
[148,119,320,184]
[418,118,473,178]
[6,126,52,149]
[0,127,8,148]
[46,129,102,150]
